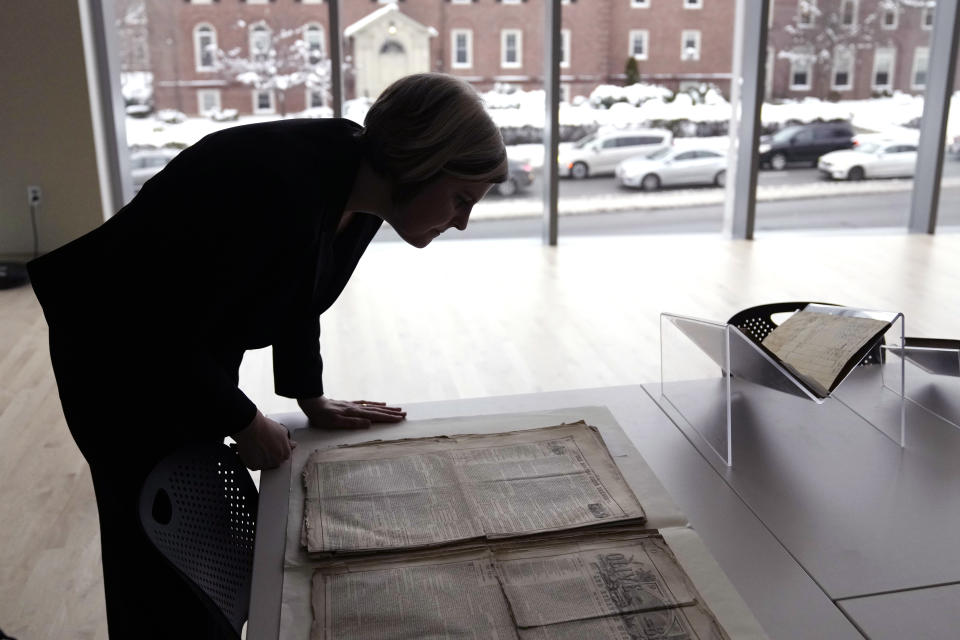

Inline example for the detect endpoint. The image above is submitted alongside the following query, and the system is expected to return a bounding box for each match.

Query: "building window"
[832,47,854,90]
[451,0,471,4]
[629,30,649,60]
[630,0,650,7]
[502,0,522,5]
[307,87,325,108]
[501,29,522,68]
[684,0,703,8]
[193,24,217,72]
[873,48,895,90]
[922,7,933,29]
[190,0,213,4]
[253,89,275,114]
[301,0,323,4]
[250,24,271,61]
[560,83,571,103]
[246,0,269,4]
[681,30,700,61]
[451,29,472,69]
[790,53,812,90]
[881,6,898,29]
[912,47,929,89]
[197,89,221,114]
[798,0,816,28]
[304,24,325,64]
[560,29,571,68]
[840,0,856,26]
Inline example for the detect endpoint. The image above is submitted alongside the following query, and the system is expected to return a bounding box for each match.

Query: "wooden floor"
[2,231,958,638]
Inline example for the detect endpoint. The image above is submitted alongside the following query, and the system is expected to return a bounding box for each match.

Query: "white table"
[249,386,867,639]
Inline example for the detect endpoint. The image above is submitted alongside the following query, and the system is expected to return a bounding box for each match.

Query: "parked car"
[130,148,180,192]
[616,147,728,191]
[817,141,918,181]
[495,159,535,197]
[759,121,855,170]
[559,129,672,179]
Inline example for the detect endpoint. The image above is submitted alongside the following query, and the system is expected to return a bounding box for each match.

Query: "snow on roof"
[344,3,438,38]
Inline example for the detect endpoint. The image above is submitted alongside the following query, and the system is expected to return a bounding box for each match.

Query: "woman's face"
[389,176,493,248]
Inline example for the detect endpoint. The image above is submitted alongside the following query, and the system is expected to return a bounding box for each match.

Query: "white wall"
[0,1,104,259]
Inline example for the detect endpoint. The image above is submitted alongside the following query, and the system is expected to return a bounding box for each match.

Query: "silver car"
[615,147,727,191]
[130,148,180,192]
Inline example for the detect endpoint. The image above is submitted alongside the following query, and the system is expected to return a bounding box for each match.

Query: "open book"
[760,310,891,398]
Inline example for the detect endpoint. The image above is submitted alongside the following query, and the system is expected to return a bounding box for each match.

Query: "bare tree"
[213,20,335,117]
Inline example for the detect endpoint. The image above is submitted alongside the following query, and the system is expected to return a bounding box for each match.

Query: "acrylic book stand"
[885,338,960,430]
[659,303,906,467]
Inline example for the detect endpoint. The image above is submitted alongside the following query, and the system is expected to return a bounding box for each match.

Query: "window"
[193,24,217,72]
[190,0,213,4]
[246,0,269,4]
[559,83,571,104]
[451,29,472,69]
[922,7,934,29]
[253,89,275,114]
[912,47,929,89]
[630,0,650,7]
[304,24,325,64]
[684,0,702,8]
[451,0,472,4]
[882,7,898,29]
[560,29,571,68]
[832,46,854,90]
[790,52,812,90]
[197,89,221,114]
[873,48,895,90]
[629,30,649,60]
[250,24,271,61]
[681,30,701,61]
[798,0,816,28]
[307,87,324,108]
[301,0,323,4]
[502,0,522,5]
[840,0,856,26]
[501,30,522,68]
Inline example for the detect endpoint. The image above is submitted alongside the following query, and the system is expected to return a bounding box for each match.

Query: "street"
[374,161,960,241]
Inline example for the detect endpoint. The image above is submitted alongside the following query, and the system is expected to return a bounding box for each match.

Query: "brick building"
[143,0,955,117]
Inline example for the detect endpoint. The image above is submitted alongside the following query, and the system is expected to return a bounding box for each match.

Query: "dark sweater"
[29,118,382,442]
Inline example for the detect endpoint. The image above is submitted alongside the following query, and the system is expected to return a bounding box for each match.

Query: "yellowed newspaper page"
[311,549,518,640]
[761,310,889,395]
[516,603,729,640]
[303,424,646,555]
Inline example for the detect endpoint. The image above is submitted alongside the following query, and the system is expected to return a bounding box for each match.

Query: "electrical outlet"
[27,185,42,206]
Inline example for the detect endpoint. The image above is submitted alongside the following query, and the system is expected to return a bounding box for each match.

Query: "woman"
[28,73,507,638]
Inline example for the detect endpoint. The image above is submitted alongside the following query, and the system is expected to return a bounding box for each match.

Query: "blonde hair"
[361,73,508,200]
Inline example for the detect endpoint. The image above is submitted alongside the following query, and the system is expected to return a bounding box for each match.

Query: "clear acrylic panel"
[885,339,960,430]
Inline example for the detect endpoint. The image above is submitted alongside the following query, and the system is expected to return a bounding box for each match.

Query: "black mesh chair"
[138,442,258,639]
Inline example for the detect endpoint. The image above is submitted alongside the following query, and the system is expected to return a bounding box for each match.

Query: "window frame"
[681,30,701,61]
[797,0,817,29]
[252,89,276,115]
[872,47,895,91]
[560,29,571,68]
[789,53,813,90]
[451,29,473,69]
[193,23,217,72]
[840,0,857,26]
[881,6,899,30]
[630,0,651,7]
[249,23,272,61]
[303,23,326,64]
[629,29,649,60]
[500,29,523,69]
[922,7,934,30]
[684,0,703,8]
[911,46,929,90]
[831,46,854,91]
[306,86,325,109]
[196,88,221,114]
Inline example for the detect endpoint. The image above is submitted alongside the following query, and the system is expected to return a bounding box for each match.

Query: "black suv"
[759,121,855,170]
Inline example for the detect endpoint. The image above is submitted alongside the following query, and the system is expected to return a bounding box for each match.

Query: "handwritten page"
[761,311,890,396]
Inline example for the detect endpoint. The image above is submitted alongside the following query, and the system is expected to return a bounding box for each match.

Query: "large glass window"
[938,47,960,227]
[758,0,935,233]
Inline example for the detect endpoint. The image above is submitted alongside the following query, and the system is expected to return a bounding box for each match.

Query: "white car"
[616,147,728,191]
[559,129,672,179]
[817,141,918,181]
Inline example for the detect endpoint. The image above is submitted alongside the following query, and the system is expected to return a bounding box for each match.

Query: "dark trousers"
[49,327,232,640]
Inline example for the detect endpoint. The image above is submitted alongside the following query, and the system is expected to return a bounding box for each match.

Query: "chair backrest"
[138,442,258,639]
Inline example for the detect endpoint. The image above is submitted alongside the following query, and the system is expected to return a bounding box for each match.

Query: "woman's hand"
[232,410,296,470]
[298,396,406,430]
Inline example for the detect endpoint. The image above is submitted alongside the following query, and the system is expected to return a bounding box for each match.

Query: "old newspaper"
[302,423,646,555]
[310,532,729,640]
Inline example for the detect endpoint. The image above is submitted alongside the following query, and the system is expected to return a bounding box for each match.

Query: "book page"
[302,424,646,556]
[761,311,889,395]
